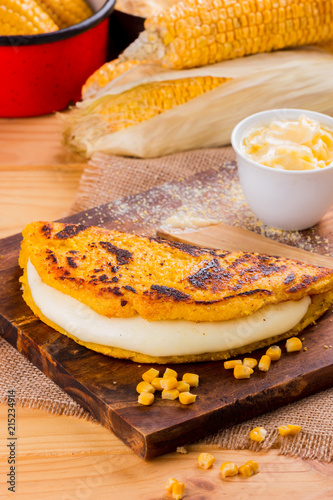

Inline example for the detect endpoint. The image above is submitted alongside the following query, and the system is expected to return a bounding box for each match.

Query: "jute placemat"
[1,147,332,461]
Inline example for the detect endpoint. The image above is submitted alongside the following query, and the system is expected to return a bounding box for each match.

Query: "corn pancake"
[19,222,333,363]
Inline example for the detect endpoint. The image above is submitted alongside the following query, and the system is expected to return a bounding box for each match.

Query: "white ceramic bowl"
[231,109,333,231]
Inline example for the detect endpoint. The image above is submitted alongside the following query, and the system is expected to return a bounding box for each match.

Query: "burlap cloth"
[1,147,333,461]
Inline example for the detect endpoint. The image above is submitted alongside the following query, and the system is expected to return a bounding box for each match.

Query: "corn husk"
[64,47,333,159]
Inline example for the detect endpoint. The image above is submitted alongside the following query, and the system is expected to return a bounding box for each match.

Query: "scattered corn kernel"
[163,367,178,379]
[220,462,238,478]
[238,464,253,477]
[303,347,308,352]
[176,446,188,454]
[249,427,267,443]
[136,381,155,394]
[245,460,260,474]
[287,424,302,435]
[165,478,178,492]
[142,367,159,383]
[279,424,301,436]
[176,381,190,393]
[182,373,199,387]
[162,389,179,400]
[233,364,253,379]
[224,359,242,369]
[258,354,271,372]
[160,377,178,390]
[243,358,258,369]
[198,452,215,469]
[171,481,185,500]
[266,345,282,361]
[286,337,302,352]
[278,425,291,436]
[179,392,196,405]
[151,377,163,391]
[138,391,154,405]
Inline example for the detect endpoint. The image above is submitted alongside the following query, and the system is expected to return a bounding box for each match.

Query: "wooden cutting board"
[0,164,332,459]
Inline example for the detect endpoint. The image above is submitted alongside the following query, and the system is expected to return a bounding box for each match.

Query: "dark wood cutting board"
[1,163,333,459]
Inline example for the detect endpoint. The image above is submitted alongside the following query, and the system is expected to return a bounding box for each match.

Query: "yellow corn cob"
[66,75,228,149]
[36,0,93,29]
[0,0,59,35]
[121,0,333,69]
[82,59,152,100]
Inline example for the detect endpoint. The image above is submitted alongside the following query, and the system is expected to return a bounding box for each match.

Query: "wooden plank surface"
[0,115,74,167]
[0,116,86,239]
[1,114,333,498]
[1,166,333,459]
[0,163,84,239]
[1,406,332,500]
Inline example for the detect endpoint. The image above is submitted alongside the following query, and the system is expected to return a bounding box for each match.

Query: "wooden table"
[0,115,332,499]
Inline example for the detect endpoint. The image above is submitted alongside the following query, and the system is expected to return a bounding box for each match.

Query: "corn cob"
[36,0,93,29]
[0,0,59,35]
[121,0,333,69]
[82,59,152,100]
[66,75,228,149]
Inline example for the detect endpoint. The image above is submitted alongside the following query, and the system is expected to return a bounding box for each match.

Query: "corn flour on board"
[0,164,333,459]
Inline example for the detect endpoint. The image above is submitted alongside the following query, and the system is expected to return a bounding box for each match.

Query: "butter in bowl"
[231,109,333,231]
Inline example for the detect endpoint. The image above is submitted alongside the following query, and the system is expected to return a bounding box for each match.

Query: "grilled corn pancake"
[19,221,333,363]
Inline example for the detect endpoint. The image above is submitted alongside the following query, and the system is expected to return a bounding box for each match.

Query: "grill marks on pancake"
[284,272,295,285]
[152,237,230,258]
[187,253,287,294]
[54,224,87,240]
[98,286,123,297]
[99,241,132,265]
[66,256,78,268]
[42,224,53,239]
[194,288,273,304]
[149,285,191,302]
[32,223,333,322]
[188,258,232,290]
[286,274,320,293]
[45,249,57,264]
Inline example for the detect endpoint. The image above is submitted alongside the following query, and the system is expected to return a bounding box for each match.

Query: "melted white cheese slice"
[27,259,310,357]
